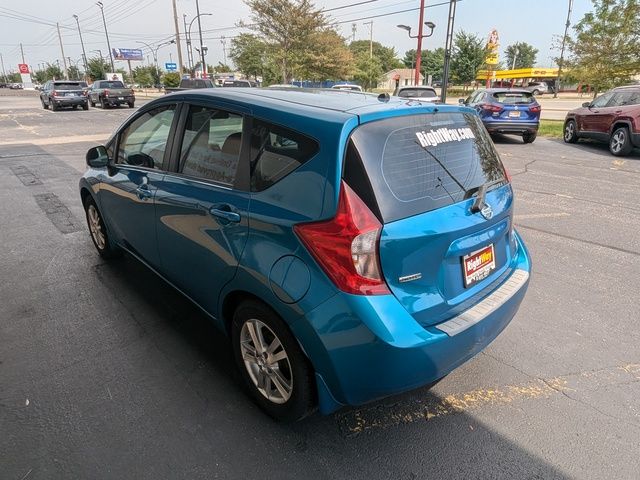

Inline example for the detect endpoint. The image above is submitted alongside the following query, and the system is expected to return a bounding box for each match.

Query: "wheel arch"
[610,119,633,136]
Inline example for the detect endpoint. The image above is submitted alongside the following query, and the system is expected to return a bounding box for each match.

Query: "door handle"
[209,207,241,223]
[135,184,152,200]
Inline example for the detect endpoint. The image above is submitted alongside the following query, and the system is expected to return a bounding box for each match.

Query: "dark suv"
[40,80,89,111]
[564,85,640,156]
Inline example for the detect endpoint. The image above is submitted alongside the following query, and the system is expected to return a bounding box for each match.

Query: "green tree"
[162,72,181,87]
[402,48,445,81]
[504,42,538,69]
[564,0,640,94]
[132,66,155,87]
[242,0,328,83]
[450,30,487,85]
[349,40,402,73]
[68,65,82,80]
[86,56,111,82]
[299,29,353,80]
[211,62,234,74]
[230,33,267,80]
[44,64,64,81]
[352,52,383,91]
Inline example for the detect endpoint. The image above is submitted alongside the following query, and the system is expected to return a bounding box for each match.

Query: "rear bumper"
[296,230,532,414]
[484,121,538,135]
[103,95,135,105]
[53,97,87,106]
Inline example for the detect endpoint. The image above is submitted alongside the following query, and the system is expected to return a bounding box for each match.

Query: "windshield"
[492,92,535,104]
[102,81,125,89]
[345,112,507,222]
[398,88,437,98]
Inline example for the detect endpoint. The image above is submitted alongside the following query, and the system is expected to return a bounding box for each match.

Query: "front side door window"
[117,104,176,169]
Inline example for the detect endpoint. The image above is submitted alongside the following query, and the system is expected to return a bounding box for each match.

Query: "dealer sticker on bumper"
[462,244,496,287]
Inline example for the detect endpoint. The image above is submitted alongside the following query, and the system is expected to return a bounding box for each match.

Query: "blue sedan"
[80,88,531,420]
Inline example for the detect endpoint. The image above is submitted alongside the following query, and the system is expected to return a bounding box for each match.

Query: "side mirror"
[582,102,591,108]
[458,98,466,105]
[86,145,109,168]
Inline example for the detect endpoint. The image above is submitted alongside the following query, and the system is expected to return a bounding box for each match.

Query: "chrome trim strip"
[435,268,529,337]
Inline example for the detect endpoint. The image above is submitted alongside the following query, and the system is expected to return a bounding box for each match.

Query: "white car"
[331,84,363,92]
[393,85,439,102]
[524,82,550,95]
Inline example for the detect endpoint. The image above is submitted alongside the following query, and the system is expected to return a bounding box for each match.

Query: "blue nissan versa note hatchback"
[80,89,531,421]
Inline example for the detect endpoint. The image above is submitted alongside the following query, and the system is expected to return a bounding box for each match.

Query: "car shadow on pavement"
[91,254,571,479]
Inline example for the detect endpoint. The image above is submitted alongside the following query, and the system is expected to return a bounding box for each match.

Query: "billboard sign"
[18,63,30,74]
[105,72,124,82]
[165,62,177,71]
[485,29,499,65]
[112,48,144,61]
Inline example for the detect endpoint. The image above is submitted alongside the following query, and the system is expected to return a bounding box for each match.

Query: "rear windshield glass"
[398,88,437,98]
[492,92,534,104]
[101,81,125,89]
[345,112,507,223]
[54,83,83,90]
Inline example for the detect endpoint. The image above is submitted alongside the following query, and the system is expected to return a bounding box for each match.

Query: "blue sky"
[0,0,594,74]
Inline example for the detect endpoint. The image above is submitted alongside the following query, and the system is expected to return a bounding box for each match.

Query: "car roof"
[612,85,640,91]
[482,88,532,94]
[398,85,435,89]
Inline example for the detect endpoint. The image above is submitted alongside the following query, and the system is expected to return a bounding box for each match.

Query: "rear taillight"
[294,181,390,295]
[529,105,541,113]
[103,89,110,96]
[480,103,503,112]
[52,90,58,97]
[504,164,512,183]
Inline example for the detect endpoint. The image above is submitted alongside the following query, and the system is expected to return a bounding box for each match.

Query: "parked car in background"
[331,84,362,92]
[267,84,301,88]
[164,77,216,94]
[40,80,88,111]
[79,89,531,421]
[88,80,135,108]
[221,79,258,87]
[460,88,541,143]
[393,85,439,102]
[564,85,640,156]
[523,81,549,96]
[9,83,23,89]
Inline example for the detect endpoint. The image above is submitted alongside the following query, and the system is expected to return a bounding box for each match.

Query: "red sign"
[18,64,29,74]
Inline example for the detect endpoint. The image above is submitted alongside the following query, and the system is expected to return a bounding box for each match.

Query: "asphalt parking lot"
[1,90,639,480]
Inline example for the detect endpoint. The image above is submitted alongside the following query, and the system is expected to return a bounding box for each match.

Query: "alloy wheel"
[564,122,574,142]
[611,130,625,154]
[240,318,293,404]
[87,204,106,250]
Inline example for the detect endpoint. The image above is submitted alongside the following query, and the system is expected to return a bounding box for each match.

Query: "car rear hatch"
[489,91,540,121]
[344,111,516,327]
[53,82,85,97]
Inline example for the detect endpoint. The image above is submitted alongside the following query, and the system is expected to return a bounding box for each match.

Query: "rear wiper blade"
[470,179,507,213]
[415,141,469,195]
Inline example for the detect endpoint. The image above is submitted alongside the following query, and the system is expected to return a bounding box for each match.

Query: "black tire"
[564,120,579,143]
[51,101,58,112]
[609,126,633,156]
[83,196,121,259]
[89,97,96,107]
[82,102,89,110]
[41,99,49,110]
[523,132,537,144]
[100,97,109,109]
[532,89,541,96]
[128,102,135,108]
[231,300,315,422]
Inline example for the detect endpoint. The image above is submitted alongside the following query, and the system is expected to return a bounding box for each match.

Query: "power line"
[334,0,462,25]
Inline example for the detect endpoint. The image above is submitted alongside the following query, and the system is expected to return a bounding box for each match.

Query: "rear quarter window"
[345,112,507,223]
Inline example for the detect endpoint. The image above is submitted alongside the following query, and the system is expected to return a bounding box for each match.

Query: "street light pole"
[96,2,115,72]
[195,0,206,78]
[397,21,436,87]
[183,14,192,72]
[73,14,89,82]
[137,39,176,86]
[415,0,425,86]
[441,0,457,103]
[188,13,212,78]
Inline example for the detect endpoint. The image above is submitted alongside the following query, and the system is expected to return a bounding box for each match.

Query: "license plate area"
[118,96,124,100]
[462,244,496,287]
[508,111,521,118]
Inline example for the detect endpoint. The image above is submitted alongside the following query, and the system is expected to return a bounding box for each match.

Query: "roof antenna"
[378,92,390,103]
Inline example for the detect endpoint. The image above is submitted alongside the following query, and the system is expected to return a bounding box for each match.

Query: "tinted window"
[398,88,437,98]
[591,92,614,108]
[117,105,176,169]
[249,120,319,191]
[612,90,640,106]
[492,92,535,104]
[53,82,83,90]
[346,113,507,223]
[179,105,243,185]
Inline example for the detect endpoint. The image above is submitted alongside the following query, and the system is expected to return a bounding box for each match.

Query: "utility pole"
[97,2,115,72]
[19,43,26,64]
[0,53,7,82]
[221,36,227,66]
[441,0,457,103]
[183,14,192,72]
[351,23,357,43]
[555,0,573,98]
[363,21,373,58]
[195,0,206,78]
[56,23,69,80]
[414,0,425,86]
[73,14,89,82]
[512,46,519,70]
[171,0,184,73]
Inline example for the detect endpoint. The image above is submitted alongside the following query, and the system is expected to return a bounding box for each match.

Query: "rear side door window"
[249,120,319,191]
[179,105,244,186]
[117,104,176,169]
